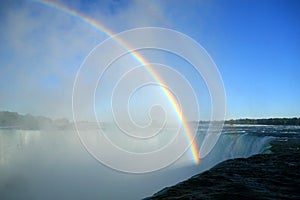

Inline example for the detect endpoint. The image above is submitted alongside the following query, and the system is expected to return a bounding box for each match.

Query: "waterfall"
[197,132,274,171]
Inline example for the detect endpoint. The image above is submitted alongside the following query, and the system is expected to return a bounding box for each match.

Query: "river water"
[0,125,285,199]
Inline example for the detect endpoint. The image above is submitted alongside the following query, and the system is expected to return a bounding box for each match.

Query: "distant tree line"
[225,118,300,126]
[0,111,70,130]
[1,111,299,129]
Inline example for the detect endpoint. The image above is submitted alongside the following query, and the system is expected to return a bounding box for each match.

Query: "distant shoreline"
[1,111,299,130]
[224,118,300,126]
[0,111,71,130]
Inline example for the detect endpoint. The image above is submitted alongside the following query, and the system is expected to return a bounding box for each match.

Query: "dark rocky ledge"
[144,139,300,200]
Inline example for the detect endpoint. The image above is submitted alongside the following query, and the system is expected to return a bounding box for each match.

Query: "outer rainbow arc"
[35,0,200,164]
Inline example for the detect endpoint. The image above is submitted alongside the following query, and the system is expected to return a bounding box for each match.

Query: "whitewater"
[0,125,275,199]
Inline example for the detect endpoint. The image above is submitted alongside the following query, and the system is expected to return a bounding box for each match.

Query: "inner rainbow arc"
[35,0,200,164]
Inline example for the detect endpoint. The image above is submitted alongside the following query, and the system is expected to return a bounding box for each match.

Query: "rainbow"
[34,0,200,164]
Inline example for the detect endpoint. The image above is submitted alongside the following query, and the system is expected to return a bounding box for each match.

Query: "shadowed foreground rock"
[144,139,300,200]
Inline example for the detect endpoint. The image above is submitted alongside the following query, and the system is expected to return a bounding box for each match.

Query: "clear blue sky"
[167,0,300,119]
[0,0,299,120]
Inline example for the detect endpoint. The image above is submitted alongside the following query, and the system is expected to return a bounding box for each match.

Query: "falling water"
[0,125,274,200]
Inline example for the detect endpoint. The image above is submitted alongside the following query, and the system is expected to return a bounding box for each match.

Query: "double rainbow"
[35,0,200,164]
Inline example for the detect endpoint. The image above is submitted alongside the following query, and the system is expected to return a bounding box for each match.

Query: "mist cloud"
[0,0,170,120]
